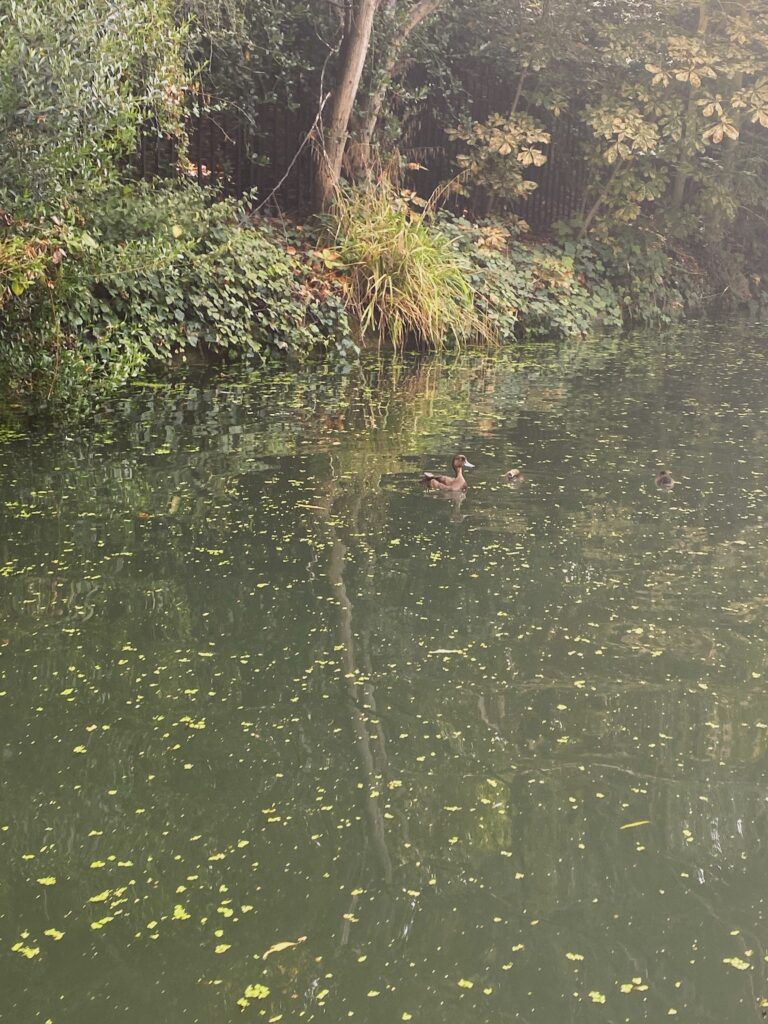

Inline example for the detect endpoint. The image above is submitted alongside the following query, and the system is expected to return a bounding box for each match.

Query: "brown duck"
[421,453,475,491]
[503,468,525,483]
[655,468,674,488]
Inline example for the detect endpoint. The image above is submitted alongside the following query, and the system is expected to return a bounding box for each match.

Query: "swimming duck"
[503,468,525,483]
[655,468,674,488]
[421,453,475,491]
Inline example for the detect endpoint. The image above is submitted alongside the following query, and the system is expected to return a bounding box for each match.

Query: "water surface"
[3,325,768,1022]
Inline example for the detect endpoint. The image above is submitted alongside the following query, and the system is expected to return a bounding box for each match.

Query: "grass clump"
[327,181,490,349]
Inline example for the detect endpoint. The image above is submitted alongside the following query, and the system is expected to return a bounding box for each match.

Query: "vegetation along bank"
[2,0,768,419]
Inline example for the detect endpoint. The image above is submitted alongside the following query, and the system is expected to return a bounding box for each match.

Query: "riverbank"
[0,181,712,421]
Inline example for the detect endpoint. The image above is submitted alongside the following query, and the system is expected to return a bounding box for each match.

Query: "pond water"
[3,324,768,1023]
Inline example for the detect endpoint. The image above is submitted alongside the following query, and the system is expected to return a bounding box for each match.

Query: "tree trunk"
[671,1,710,208]
[578,160,621,239]
[348,0,446,179]
[315,0,381,210]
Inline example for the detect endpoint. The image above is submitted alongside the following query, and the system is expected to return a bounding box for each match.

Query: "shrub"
[555,222,702,325]
[0,233,58,309]
[326,182,489,348]
[0,0,186,213]
[439,215,624,341]
[0,184,352,416]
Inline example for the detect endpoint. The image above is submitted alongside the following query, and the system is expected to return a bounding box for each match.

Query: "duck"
[655,468,674,488]
[421,453,475,491]
[503,468,525,483]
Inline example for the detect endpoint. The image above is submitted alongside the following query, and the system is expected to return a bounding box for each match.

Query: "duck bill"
[463,461,475,469]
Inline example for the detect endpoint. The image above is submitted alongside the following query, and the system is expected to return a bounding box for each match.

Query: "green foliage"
[439,216,623,342]
[0,0,187,212]
[0,185,351,417]
[7,0,768,422]
[326,182,487,349]
[448,111,550,207]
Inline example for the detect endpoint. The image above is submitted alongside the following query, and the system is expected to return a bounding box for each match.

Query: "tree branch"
[405,0,444,34]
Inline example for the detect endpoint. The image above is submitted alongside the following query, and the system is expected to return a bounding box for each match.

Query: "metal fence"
[140,84,589,232]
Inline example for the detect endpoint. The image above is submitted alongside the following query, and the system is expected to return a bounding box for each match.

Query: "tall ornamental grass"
[328,182,492,349]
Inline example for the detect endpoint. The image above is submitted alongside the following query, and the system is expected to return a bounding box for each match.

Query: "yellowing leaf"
[458,979,474,989]
[262,936,306,959]
[37,877,56,885]
[244,984,270,999]
[723,957,750,971]
[12,942,39,958]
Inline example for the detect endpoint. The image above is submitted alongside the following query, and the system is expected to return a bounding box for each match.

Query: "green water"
[3,325,768,1023]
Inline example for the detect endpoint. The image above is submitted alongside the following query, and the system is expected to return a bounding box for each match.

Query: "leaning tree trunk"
[315,0,381,210]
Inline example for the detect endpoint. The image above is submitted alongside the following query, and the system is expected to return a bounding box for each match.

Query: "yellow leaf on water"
[589,991,606,1003]
[12,942,40,958]
[458,979,474,989]
[619,820,651,830]
[37,876,56,885]
[262,936,306,959]
[244,984,270,999]
[723,957,750,971]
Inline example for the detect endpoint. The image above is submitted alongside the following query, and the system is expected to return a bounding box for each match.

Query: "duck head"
[453,454,475,473]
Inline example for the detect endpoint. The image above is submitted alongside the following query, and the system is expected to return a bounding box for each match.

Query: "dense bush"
[568,227,704,327]
[0,0,185,213]
[439,216,624,342]
[0,185,351,416]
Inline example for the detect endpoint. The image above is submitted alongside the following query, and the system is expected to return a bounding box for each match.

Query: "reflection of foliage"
[5,329,768,1018]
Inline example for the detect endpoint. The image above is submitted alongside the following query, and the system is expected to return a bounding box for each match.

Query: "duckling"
[421,453,475,491]
[655,468,674,488]
[503,468,525,484]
